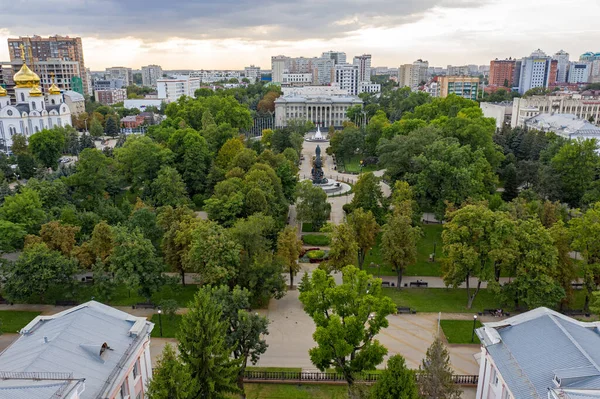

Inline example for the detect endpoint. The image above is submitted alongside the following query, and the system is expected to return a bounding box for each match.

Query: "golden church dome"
[14,63,41,88]
[29,86,43,97]
[0,86,7,97]
[48,83,61,95]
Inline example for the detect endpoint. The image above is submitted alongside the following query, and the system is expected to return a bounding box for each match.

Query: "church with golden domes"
[0,45,72,153]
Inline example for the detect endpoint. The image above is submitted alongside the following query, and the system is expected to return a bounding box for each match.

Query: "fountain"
[304,126,329,142]
[311,145,345,195]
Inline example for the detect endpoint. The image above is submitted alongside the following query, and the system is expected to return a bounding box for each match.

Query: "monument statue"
[311,145,328,184]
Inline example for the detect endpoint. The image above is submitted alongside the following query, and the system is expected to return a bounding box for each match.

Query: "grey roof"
[0,379,83,399]
[551,389,600,399]
[0,301,154,399]
[477,308,600,399]
[525,113,600,138]
[63,90,85,102]
[15,104,30,114]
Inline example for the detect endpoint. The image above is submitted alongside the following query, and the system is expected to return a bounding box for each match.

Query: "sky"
[0,0,599,71]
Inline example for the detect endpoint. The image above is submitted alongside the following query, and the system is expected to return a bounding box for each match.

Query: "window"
[119,380,129,399]
[491,367,499,386]
[502,387,510,399]
[133,359,140,379]
[20,93,25,102]
[6,110,12,116]
[32,102,36,110]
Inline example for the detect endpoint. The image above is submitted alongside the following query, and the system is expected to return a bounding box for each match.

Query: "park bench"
[409,281,428,288]
[483,309,510,317]
[55,300,79,307]
[563,309,591,317]
[397,307,416,314]
[133,302,156,310]
[572,283,584,290]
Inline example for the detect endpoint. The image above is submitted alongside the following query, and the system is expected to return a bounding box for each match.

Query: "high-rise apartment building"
[271,55,290,83]
[322,51,347,65]
[447,65,471,76]
[7,35,89,95]
[580,52,600,62]
[398,59,429,90]
[489,58,516,87]
[312,58,335,85]
[353,54,372,83]
[157,75,201,102]
[517,49,556,94]
[335,63,359,95]
[568,62,591,83]
[553,50,570,83]
[141,65,163,88]
[105,67,133,86]
[244,65,261,82]
[438,76,479,100]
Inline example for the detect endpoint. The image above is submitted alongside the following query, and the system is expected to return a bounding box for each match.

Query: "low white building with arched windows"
[0,55,72,153]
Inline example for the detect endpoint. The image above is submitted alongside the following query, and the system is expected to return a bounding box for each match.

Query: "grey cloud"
[2,0,490,42]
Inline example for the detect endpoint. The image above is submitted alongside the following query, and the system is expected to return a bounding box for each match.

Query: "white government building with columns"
[274,86,362,128]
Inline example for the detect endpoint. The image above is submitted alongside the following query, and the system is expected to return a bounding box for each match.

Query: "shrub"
[307,250,326,260]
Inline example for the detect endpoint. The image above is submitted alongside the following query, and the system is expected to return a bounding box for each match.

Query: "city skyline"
[1,0,599,70]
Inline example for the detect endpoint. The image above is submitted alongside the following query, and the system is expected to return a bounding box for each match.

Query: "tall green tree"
[158,206,196,285]
[89,118,103,137]
[348,208,379,270]
[326,222,359,272]
[114,135,174,187]
[551,138,599,207]
[442,205,516,308]
[349,172,385,223]
[381,211,421,290]
[549,220,577,310]
[210,286,269,398]
[3,243,78,303]
[502,162,519,202]
[276,226,303,289]
[28,128,66,169]
[186,220,241,285]
[418,339,461,399]
[296,180,331,231]
[0,220,27,252]
[146,344,197,399]
[109,227,165,301]
[569,202,600,311]
[178,288,240,399]
[299,266,396,387]
[0,187,45,234]
[104,115,119,137]
[150,166,190,207]
[370,355,420,399]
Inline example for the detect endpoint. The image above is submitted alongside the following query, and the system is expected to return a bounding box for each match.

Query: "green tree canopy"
[28,128,66,169]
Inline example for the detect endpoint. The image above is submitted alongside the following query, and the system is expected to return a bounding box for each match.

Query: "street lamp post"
[157,309,163,337]
[471,314,478,343]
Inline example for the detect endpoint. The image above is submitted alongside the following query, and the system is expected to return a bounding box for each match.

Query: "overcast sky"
[0,0,599,70]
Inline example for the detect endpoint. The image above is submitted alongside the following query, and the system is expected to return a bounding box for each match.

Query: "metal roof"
[0,301,153,399]
[0,380,82,399]
[478,308,600,399]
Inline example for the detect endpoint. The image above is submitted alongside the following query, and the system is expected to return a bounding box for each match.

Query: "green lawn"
[150,314,181,338]
[0,311,41,334]
[240,384,348,399]
[339,155,380,174]
[383,288,499,313]
[440,320,483,344]
[302,234,331,246]
[365,224,443,277]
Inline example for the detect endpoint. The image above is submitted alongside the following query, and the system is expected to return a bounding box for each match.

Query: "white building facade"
[353,54,372,83]
[282,73,313,85]
[553,50,570,83]
[0,59,72,153]
[517,49,554,94]
[480,101,513,130]
[275,86,362,128]
[511,95,600,128]
[568,62,591,83]
[244,65,261,82]
[157,76,201,102]
[335,63,360,95]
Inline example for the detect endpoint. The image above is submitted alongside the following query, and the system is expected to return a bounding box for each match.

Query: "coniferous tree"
[370,355,420,399]
[418,339,461,399]
[178,287,240,399]
[105,116,119,137]
[146,344,197,399]
[502,162,519,202]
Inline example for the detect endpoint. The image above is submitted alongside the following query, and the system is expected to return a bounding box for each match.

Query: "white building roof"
[477,307,600,399]
[0,301,153,399]
[525,113,600,139]
[62,90,85,102]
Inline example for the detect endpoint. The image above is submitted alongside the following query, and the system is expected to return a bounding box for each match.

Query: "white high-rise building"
[353,54,372,83]
[517,49,554,94]
[312,57,334,85]
[157,75,200,102]
[271,55,290,84]
[335,64,359,95]
[105,66,133,86]
[322,51,347,65]
[244,65,261,82]
[141,64,163,88]
[553,50,570,83]
[568,62,591,83]
[399,59,429,90]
